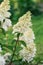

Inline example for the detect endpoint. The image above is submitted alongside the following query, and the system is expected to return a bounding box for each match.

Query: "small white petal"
[4,12,11,18]
[2,19,12,31]
[5,19,12,27]
[0,14,4,22]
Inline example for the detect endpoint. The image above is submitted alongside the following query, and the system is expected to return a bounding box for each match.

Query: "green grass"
[32,14,43,60]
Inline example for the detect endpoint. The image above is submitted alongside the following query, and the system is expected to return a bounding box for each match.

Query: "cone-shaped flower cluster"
[0,0,12,31]
[13,11,36,62]
[0,0,12,64]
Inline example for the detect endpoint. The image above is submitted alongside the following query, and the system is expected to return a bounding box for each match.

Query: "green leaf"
[19,40,26,47]
[11,39,17,44]
[1,28,6,35]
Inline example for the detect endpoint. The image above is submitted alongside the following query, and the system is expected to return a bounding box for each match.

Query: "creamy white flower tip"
[19,11,31,23]
[0,0,10,12]
[0,55,6,65]
[19,43,36,62]
[4,53,11,60]
[2,19,12,31]
[13,11,32,34]
[0,0,11,20]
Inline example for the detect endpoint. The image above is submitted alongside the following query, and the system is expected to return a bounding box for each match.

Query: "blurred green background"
[0,0,43,64]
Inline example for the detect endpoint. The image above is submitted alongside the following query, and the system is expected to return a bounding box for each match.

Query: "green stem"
[8,33,20,65]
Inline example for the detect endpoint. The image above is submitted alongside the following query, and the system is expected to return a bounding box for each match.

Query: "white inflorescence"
[13,11,36,62]
[0,0,12,31]
[0,0,12,65]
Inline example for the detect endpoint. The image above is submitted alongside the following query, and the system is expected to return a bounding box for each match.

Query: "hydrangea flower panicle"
[0,0,12,31]
[13,11,36,62]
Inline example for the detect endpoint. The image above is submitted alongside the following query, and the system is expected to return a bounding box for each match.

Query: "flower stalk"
[8,33,20,65]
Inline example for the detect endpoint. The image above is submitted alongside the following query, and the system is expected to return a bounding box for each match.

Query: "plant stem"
[8,33,20,65]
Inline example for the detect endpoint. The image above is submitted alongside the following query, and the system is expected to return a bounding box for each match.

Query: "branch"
[8,33,20,65]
